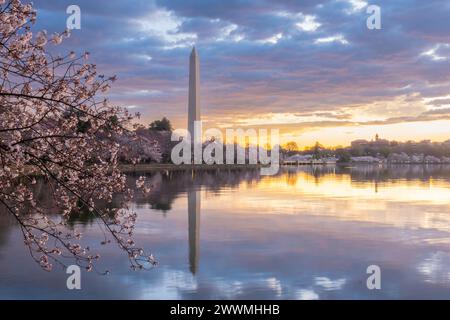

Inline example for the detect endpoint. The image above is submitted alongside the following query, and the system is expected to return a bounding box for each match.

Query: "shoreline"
[282,162,450,166]
[119,163,264,173]
[23,162,450,176]
[120,162,450,173]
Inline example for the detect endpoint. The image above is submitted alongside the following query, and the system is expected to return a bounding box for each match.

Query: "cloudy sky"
[33,0,450,147]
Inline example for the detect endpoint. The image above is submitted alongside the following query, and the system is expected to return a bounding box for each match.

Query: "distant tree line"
[282,138,450,163]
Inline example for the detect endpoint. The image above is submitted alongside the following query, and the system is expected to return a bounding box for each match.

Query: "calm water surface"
[1,165,450,299]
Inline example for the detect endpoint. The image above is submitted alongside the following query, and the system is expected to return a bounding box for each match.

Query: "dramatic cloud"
[30,0,450,146]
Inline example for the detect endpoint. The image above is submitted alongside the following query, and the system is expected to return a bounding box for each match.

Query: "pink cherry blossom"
[0,0,157,273]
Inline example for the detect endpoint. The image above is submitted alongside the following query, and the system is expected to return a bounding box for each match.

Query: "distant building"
[372,138,389,147]
[351,135,389,149]
[351,139,370,148]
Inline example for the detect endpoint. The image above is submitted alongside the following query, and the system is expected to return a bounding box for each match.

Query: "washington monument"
[187,48,201,274]
[188,47,201,142]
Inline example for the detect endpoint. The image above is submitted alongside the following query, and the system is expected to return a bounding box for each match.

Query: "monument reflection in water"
[188,189,201,275]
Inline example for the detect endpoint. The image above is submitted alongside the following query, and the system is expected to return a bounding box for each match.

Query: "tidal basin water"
[2,165,450,299]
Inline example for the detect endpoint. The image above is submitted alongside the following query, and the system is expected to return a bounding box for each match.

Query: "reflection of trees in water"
[0,178,119,227]
[122,165,450,216]
[0,209,15,247]
[343,164,450,184]
[128,169,262,214]
[8,165,446,226]
[128,169,261,274]
[283,165,337,187]
[281,164,450,185]
[1,170,263,229]
[2,170,242,271]
[8,166,449,222]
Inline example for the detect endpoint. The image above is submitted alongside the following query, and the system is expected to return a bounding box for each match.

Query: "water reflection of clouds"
[296,289,319,300]
[314,277,347,291]
[417,251,450,285]
[2,165,450,299]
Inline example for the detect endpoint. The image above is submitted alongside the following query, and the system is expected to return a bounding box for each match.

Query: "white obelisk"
[188,47,201,158]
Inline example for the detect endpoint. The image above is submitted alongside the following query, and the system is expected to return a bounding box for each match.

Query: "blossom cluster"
[0,0,156,272]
